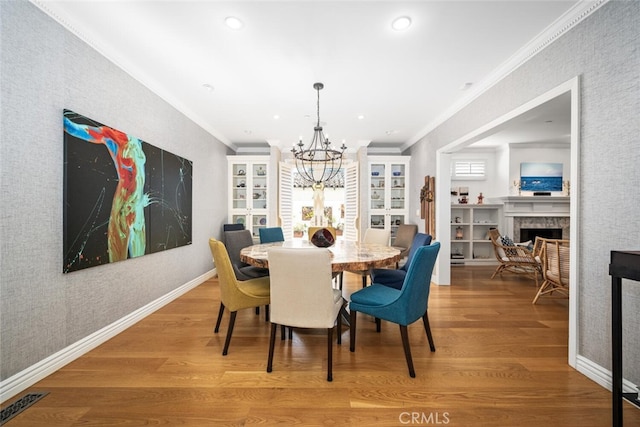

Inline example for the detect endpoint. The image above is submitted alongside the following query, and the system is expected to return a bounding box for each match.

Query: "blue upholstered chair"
[349,242,440,378]
[259,227,285,243]
[369,233,432,290]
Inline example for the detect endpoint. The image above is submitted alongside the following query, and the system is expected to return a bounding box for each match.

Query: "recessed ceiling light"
[385,130,399,135]
[273,115,280,120]
[459,82,473,91]
[391,16,412,31]
[358,115,365,120]
[225,16,243,30]
[202,83,215,92]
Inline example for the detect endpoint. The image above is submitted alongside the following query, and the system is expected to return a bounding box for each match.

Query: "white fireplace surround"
[496,196,570,242]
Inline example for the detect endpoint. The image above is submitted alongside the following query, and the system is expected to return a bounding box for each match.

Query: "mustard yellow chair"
[209,238,271,355]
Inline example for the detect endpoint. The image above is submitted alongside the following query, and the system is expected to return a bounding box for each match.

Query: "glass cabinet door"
[228,156,270,242]
[367,157,410,243]
[389,163,406,211]
[250,214,267,238]
[251,163,268,210]
[231,213,248,228]
[370,163,386,210]
[232,163,248,209]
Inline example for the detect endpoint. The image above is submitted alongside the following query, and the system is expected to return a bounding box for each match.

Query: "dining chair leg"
[222,311,237,356]
[265,304,270,322]
[375,318,381,332]
[337,310,342,345]
[361,275,367,288]
[349,310,357,352]
[214,302,225,333]
[327,327,333,382]
[280,324,286,340]
[267,323,277,373]
[399,324,416,378]
[255,307,260,315]
[422,312,436,352]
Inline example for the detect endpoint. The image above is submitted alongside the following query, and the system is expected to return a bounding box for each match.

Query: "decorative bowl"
[259,217,266,225]
[310,228,335,248]
[371,172,379,176]
[392,171,401,176]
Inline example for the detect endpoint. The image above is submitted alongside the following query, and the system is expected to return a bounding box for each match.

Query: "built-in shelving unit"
[368,156,410,245]
[227,156,270,240]
[451,204,502,265]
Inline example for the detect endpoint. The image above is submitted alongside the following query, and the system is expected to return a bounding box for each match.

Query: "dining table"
[239,238,402,273]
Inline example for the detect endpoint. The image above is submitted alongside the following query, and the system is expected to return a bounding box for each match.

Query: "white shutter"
[343,162,359,242]
[452,160,486,180]
[278,162,293,239]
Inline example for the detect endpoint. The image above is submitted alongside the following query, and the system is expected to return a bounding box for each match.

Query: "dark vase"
[310,228,335,248]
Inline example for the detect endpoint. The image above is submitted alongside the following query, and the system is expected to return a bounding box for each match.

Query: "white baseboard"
[576,354,638,394]
[0,269,216,403]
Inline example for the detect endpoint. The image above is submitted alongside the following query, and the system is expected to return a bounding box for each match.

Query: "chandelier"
[292,82,346,187]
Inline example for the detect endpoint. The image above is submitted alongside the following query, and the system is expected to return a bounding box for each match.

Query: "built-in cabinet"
[450,204,501,264]
[368,157,410,245]
[227,156,270,240]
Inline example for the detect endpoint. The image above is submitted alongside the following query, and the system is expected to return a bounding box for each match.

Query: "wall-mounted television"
[520,162,563,192]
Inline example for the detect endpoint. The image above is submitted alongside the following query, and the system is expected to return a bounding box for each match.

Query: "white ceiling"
[36,0,584,154]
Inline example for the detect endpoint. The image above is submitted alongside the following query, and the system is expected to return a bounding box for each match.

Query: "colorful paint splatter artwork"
[63,109,192,273]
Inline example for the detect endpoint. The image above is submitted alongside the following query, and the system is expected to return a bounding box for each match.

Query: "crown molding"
[29,0,233,148]
[403,0,609,150]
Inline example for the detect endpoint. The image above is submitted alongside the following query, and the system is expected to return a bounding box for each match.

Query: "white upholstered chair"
[266,247,344,381]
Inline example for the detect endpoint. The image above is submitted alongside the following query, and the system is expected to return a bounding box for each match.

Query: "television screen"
[520,162,563,192]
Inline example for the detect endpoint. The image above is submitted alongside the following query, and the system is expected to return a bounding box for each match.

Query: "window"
[451,160,486,180]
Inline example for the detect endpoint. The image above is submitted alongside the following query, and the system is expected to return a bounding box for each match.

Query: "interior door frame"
[434,76,580,368]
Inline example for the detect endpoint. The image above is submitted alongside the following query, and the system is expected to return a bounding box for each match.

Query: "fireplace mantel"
[488,196,570,241]
[495,196,570,217]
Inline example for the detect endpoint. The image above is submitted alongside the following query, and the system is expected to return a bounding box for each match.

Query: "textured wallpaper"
[0,1,229,380]
[408,0,640,383]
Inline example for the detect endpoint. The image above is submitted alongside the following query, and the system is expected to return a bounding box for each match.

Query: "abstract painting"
[63,109,192,273]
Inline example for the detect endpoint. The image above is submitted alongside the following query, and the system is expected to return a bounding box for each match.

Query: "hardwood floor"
[4,266,639,426]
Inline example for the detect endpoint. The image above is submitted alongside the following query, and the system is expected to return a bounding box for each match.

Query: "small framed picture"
[302,206,314,221]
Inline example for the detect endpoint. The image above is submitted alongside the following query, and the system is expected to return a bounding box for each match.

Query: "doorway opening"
[435,76,580,368]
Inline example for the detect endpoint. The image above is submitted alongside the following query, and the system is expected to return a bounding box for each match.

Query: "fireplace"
[513,217,569,242]
[498,196,570,243]
[520,228,562,242]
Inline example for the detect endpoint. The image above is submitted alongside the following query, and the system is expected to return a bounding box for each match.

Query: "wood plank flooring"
[3,266,639,426]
